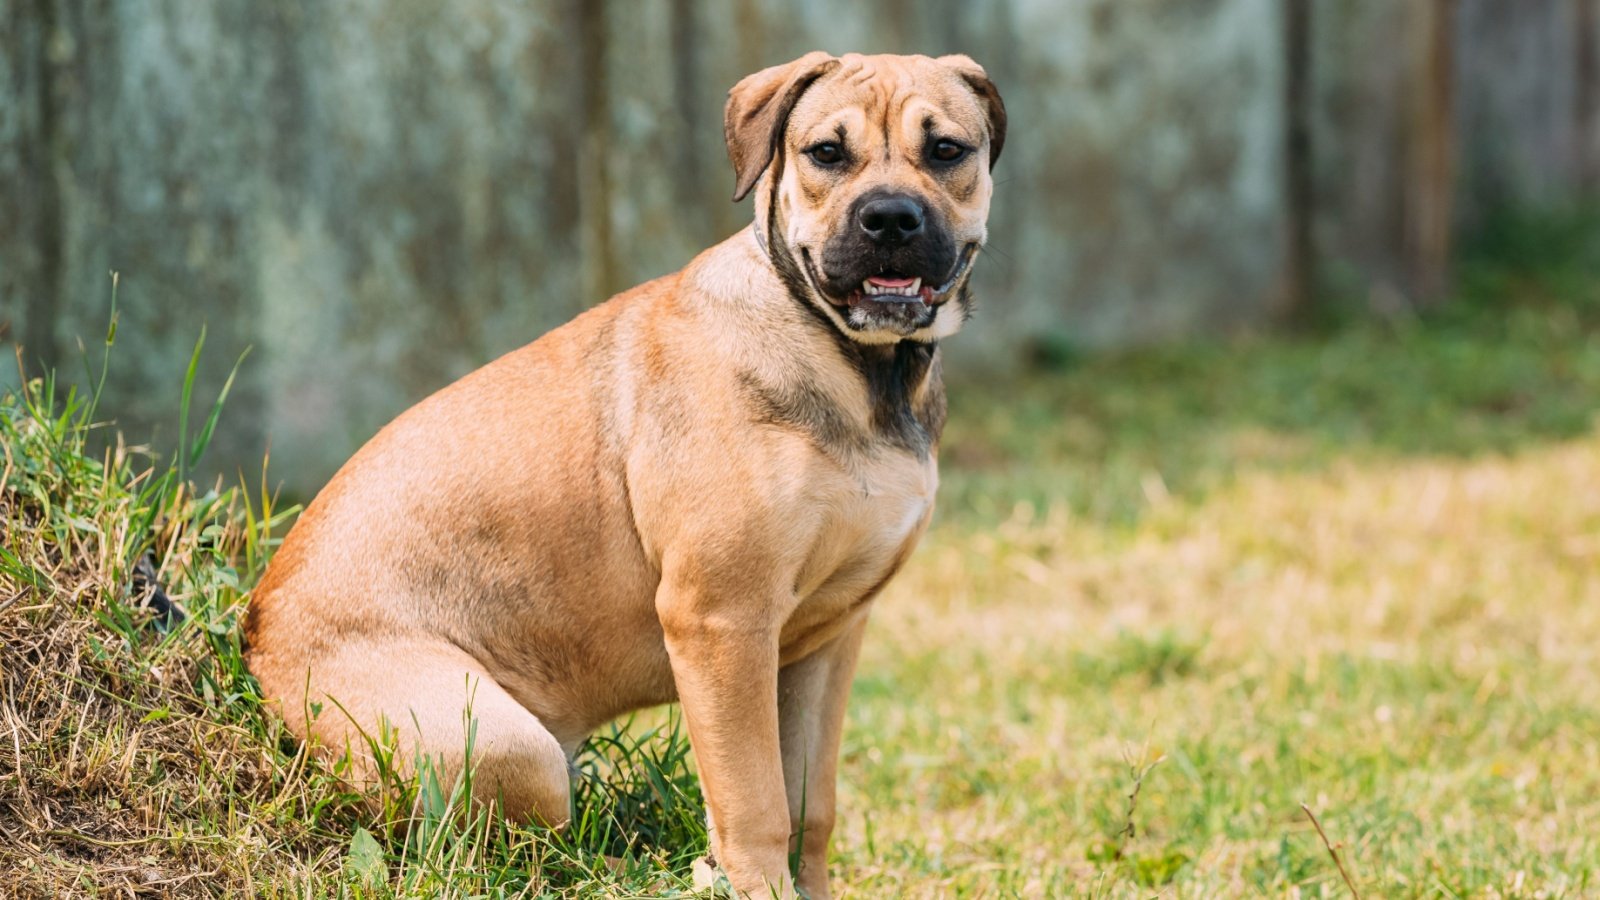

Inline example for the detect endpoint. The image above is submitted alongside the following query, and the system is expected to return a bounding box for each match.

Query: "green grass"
[3,211,1599,897]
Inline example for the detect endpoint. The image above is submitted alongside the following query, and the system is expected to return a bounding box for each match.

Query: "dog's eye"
[930,139,968,163]
[806,142,845,166]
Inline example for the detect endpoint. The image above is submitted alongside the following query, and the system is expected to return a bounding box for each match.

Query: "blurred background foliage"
[1,0,1597,492]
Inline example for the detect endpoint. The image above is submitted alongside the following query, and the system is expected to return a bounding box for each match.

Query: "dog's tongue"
[866,275,917,289]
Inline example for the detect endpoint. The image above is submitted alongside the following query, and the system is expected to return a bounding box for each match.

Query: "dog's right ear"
[725,51,839,202]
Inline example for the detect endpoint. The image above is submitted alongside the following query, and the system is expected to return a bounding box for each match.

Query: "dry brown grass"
[839,434,1600,895]
[0,367,712,897]
[0,407,350,896]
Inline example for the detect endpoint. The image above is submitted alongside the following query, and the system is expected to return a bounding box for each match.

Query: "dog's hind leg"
[274,637,572,826]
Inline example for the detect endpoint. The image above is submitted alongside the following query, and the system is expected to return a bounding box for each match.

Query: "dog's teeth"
[861,278,926,297]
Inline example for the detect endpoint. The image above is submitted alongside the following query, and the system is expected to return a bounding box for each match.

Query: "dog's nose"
[858,196,925,246]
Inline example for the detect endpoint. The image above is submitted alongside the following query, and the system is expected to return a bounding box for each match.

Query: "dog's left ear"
[725,51,840,202]
[939,55,1007,170]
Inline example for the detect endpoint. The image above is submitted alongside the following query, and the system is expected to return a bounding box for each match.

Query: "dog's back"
[246,277,674,783]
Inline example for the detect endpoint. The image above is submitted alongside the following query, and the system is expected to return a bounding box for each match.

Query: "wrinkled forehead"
[785,54,988,147]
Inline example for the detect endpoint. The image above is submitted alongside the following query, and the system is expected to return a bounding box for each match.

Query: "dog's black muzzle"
[815,189,959,304]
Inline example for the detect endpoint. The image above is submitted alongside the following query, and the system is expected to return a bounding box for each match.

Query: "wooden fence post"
[1280,0,1316,324]
[1405,0,1458,308]
[1577,0,1598,193]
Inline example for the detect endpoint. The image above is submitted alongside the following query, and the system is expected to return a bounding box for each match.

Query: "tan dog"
[245,51,1004,899]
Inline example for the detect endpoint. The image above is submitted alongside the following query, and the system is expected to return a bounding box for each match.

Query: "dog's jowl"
[246,52,1004,900]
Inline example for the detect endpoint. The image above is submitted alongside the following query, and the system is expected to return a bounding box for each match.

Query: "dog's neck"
[689,228,947,459]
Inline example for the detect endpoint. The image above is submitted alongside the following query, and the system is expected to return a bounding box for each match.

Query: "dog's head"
[726,52,1006,344]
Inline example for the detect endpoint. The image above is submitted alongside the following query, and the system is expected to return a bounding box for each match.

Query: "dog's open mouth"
[804,243,980,312]
[849,274,932,308]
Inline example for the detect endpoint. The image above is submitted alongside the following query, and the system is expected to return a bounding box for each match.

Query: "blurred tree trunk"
[577,1,618,304]
[1279,0,1315,324]
[1405,0,1458,308]
[1578,0,1598,193]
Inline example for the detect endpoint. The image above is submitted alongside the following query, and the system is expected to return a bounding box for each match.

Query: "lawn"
[3,214,1599,897]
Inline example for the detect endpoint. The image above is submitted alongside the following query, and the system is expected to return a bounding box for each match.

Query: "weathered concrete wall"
[1456,0,1596,215]
[1311,0,1599,301]
[1,0,1596,491]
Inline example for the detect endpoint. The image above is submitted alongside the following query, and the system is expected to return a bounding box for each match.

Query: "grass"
[2,210,1599,897]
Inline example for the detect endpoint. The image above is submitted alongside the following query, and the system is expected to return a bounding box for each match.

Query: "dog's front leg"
[778,612,868,900]
[659,570,795,898]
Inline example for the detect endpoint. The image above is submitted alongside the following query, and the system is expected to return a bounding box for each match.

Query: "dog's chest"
[782,450,937,656]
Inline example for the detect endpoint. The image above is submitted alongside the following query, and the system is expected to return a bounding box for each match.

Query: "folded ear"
[938,55,1007,170]
[725,51,840,202]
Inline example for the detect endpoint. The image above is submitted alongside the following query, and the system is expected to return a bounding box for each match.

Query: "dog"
[245,51,1004,899]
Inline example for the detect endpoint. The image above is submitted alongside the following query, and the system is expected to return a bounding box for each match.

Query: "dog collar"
[751,221,770,260]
